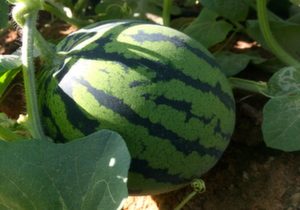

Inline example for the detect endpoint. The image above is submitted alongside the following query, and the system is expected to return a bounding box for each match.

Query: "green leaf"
[95,0,134,19]
[134,0,181,16]
[0,112,17,128]
[200,0,250,21]
[262,94,300,152]
[94,0,182,20]
[131,0,161,17]
[215,51,266,76]
[0,0,8,29]
[246,20,300,60]
[184,8,233,48]
[0,55,22,72]
[170,17,194,30]
[256,57,286,74]
[268,66,300,96]
[0,130,130,210]
[288,12,300,24]
[0,54,22,99]
[290,0,300,6]
[0,68,21,98]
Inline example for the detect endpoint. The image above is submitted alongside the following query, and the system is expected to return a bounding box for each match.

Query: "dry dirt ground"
[1,20,299,210]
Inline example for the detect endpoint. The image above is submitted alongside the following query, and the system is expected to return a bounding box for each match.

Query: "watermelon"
[38,20,236,195]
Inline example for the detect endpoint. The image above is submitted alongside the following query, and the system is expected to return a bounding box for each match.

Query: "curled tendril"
[174,179,206,210]
[191,179,206,193]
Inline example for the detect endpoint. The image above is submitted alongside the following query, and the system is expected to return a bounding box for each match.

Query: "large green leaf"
[215,51,266,76]
[263,66,300,152]
[262,94,300,152]
[268,66,300,96]
[184,8,232,48]
[0,130,130,210]
[200,0,250,21]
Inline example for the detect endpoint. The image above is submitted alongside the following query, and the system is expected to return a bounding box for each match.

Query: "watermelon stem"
[174,179,206,210]
[21,11,47,140]
[163,0,172,26]
[229,77,269,96]
[256,0,300,68]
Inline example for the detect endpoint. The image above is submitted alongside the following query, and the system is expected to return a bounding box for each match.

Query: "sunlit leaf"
[0,130,130,210]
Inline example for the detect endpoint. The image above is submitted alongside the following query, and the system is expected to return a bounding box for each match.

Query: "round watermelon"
[38,20,236,195]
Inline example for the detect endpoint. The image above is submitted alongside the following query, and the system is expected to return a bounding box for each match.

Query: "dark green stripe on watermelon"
[214,119,233,141]
[62,33,234,111]
[148,95,214,124]
[57,32,97,52]
[40,67,99,141]
[69,77,223,158]
[130,158,189,184]
[50,86,99,137]
[57,21,153,52]
[54,57,79,81]
[130,30,219,68]
[129,158,190,194]
[42,106,63,142]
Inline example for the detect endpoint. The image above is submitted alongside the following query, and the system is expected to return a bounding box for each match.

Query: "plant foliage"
[0,130,130,210]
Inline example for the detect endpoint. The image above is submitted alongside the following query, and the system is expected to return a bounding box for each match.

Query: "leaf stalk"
[163,0,172,26]
[21,12,46,140]
[229,77,269,96]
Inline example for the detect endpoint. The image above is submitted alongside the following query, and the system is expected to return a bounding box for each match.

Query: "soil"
[1,17,299,210]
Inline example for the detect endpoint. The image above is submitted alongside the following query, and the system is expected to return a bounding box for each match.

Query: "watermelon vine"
[9,0,46,140]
